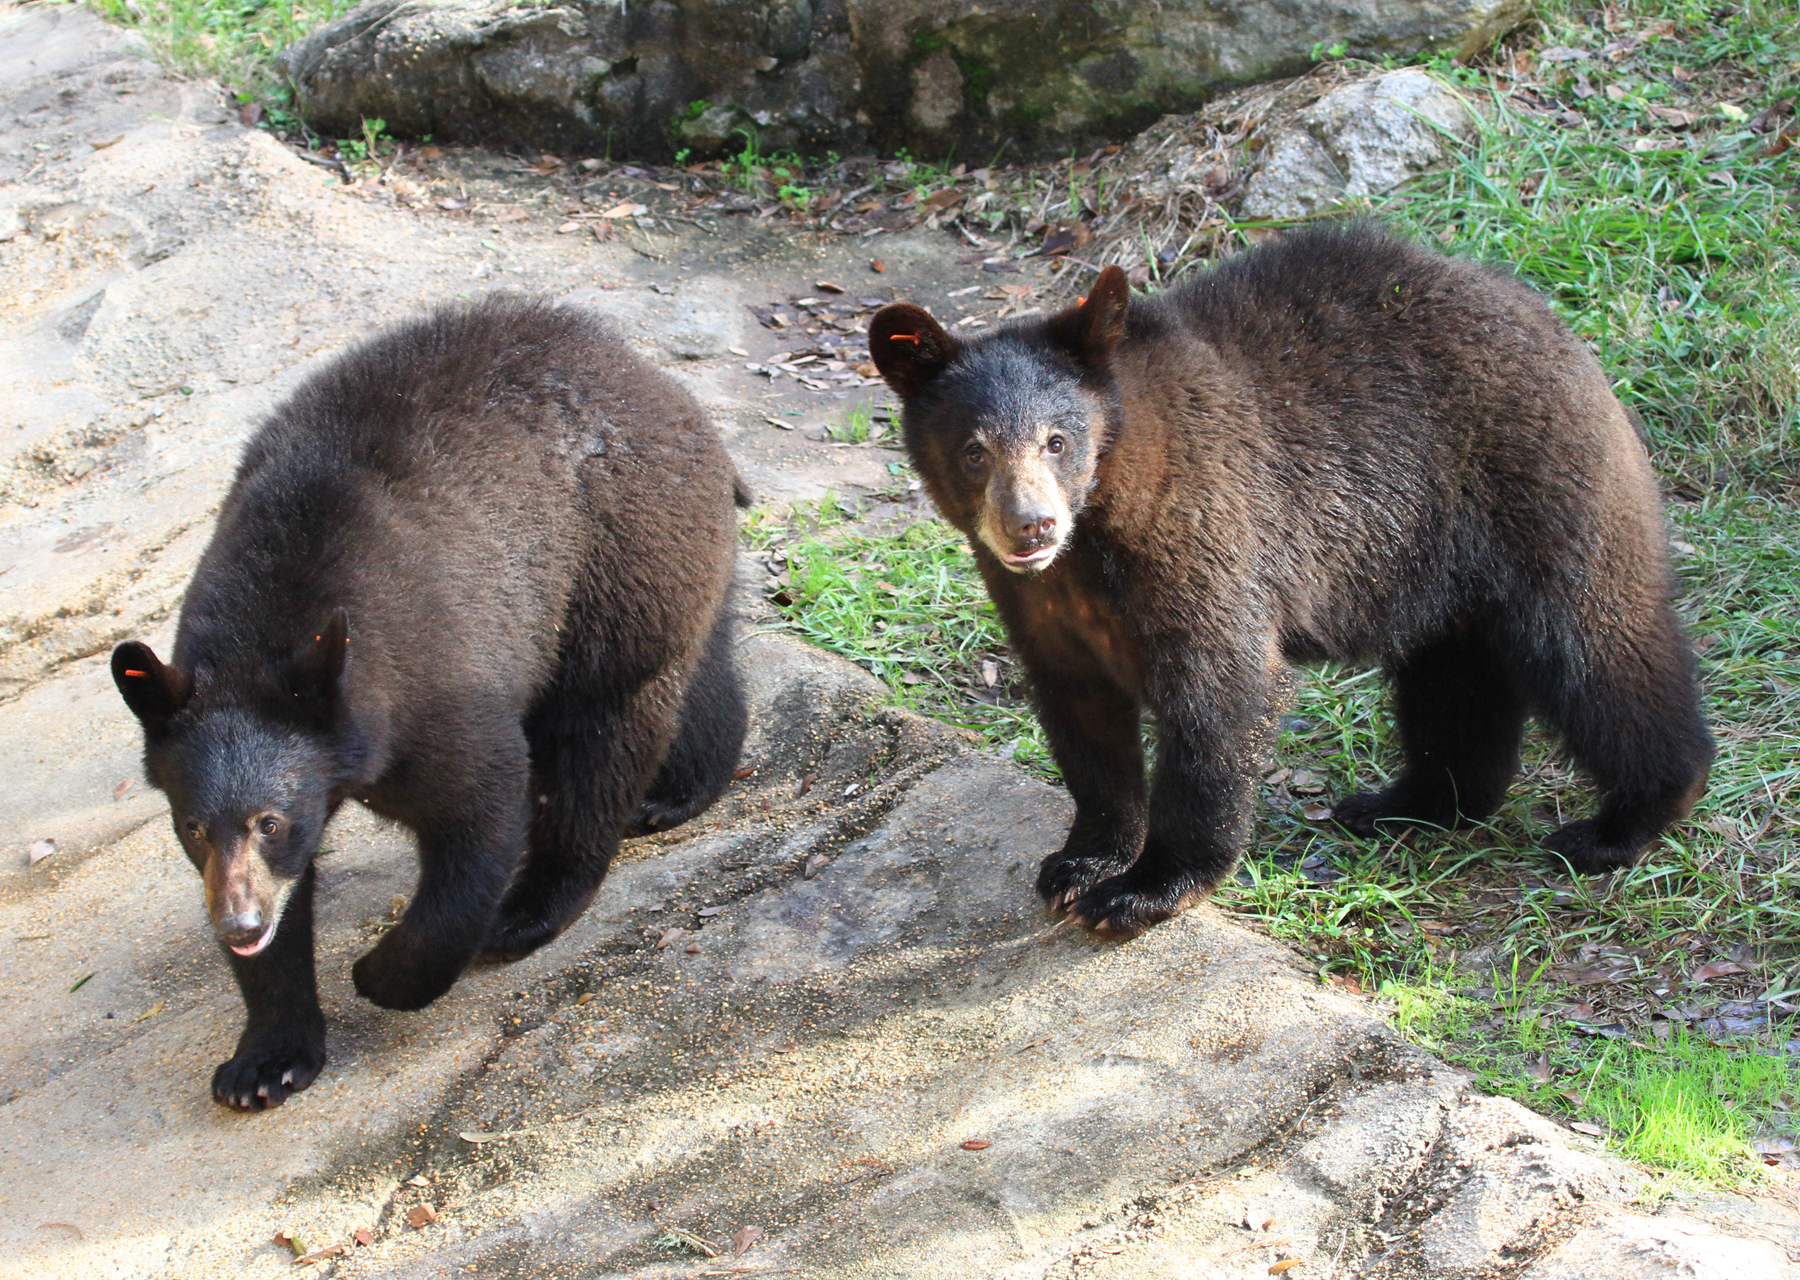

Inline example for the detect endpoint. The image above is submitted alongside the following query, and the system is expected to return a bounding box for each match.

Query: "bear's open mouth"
[230,922,277,956]
[1000,546,1058,571]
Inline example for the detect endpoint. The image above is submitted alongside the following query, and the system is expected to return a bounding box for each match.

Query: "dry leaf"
[437,198,467,210]
[556,221,580,233]
[353,1228,374,1246]
[1647,105,1697,128]
[815,280,844,293]
[134,1000,163,1022]
[90,135,125,150]
[28,838,55,866]
[405,1205,438,1228]
[407,1175,430,1187]
[1569,1121,1605,1137]
[600,202,649,219]
[732,767,755,780]
[494,208,529,223]
[796,772,816,798]
[1690,960,1745,983]
[1269,1262,1303,1276]
[295,1243,348,1265]
[657,927,686,949]
[274,1229,304,1255]
[960,1139,991,1150]
[459,1126,534,1143]
[804,853,832,878]
[698,905,725,917]
[870,259,885,272]
[981,660,999,687]
[730,1225,765,1256]
[684,940,700,954]
[1301,802,1332,821]
[1527,1053,1554,1083]
[113,778,133,801]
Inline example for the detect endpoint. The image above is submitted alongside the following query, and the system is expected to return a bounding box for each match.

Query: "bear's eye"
[258,816,281,837]
[1046,436,1066,455]
[964,443,985,466]
[183,819,204,842]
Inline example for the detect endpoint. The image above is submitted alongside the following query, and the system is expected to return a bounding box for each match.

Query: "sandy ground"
[3,5,1799,1278]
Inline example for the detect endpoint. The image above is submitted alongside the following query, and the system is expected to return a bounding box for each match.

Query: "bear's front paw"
[1064,871,1202,938]
[1037,851,1130,910]
[1544,819,1644,875]
[352,929,462,1011]
[1331,784,1457,838]
[212,1036,326,1110]
[478,909,562,964]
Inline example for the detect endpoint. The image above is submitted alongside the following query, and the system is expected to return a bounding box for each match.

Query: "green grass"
[90,0,356,110]
[748,1,1800,1188]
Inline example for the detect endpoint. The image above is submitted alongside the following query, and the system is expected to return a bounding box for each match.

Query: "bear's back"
[176,296,736,707]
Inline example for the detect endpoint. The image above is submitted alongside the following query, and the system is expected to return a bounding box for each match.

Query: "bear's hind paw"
[1544,819,1645,875]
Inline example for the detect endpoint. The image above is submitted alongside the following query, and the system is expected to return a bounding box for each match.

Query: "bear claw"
[212,1041,325,1110]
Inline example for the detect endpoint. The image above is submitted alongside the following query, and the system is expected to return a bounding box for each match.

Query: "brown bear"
[112,295,746,1107]
[870,222,1712,937]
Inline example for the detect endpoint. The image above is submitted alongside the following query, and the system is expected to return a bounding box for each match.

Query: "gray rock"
[277,0,1525,161]
[1241,67,1479,219]
[1521,1213,1791,1280]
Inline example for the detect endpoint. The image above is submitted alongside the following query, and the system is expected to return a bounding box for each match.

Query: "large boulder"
[275,0,1529,160]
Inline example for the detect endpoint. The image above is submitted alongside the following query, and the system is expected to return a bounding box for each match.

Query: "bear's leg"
[483,679,677,961]
[1528,605,1712,873]
[1031,673,1148,908]
[1334,628,1527,837]
[213,864,327,1109]
[1062,649,1264,936]
[626,606,746,837]
[353,735,531,1009]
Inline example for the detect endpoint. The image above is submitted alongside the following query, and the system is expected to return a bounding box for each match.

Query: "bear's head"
[112,609,351,957]
[869,265,1130,575]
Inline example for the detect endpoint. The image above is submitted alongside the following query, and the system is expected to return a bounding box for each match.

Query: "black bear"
[112,295,747,1108]
[871,223,1711,937]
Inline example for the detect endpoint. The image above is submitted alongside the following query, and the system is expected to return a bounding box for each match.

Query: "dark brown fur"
[871,223,1712,936]
[112,295,745,1106]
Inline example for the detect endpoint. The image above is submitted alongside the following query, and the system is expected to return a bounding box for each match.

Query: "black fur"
[112,296,745,1107]
[872,223,1712,937]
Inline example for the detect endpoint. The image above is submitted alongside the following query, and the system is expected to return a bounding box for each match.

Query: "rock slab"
[277,0,1529,160]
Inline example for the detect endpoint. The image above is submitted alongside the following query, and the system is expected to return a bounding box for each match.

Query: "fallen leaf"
[684,940,700,954]
[422,145,443,160]
[981,660,999,687]
[698,905,726,918]
[657,927,686,949]
[494,208,529,223]
[274,1229,305,1255]
[771,1041,798,1053]
[239,101,263,127]
[796,772,816,798]
[295,1243,349,1265]
[438,198,467,210]
[29,838,56,866]
[855,362,878,377]
[1647,105,1697,128]
[960,1139,991,1150]
[1568,1121,1606,1137]
[870,258,885,272]
[70,972,94,993]
[1301,802,1332,821]
[600,202,649,218]
[1690,960,1745,983]
[113,778,133,801]
[406,1175,430,1187]
[1527,1053,1554,1083]
[1015,1035,1051,1053]
[804,853,832,878]
[575,991,594,1005]
[134,1000,163,1022]
[353,1228,374,1246]
[90,135,125,150]
[815,280,844,293]
[726,346,749,357]
[730,1225,765,1256]
[556,221,580,233]
[1605,84,1629,101]
[1269,1262,1303,1276]
[923,189,962,210]
[1718,101,1749,122]
[405,1205,438,1228]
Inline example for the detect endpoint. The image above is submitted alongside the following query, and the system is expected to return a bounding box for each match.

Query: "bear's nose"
[1016,512,1057,544]
[216,909,264,948]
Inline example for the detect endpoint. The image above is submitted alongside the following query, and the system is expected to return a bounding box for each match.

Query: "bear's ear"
[290,607,349,705]
[1049,264,1130,366]
[869,304,959,400]
[113,642,194,729]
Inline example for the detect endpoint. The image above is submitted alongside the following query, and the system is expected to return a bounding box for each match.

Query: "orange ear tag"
[123,669,147,677]
[889,332,921,344]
